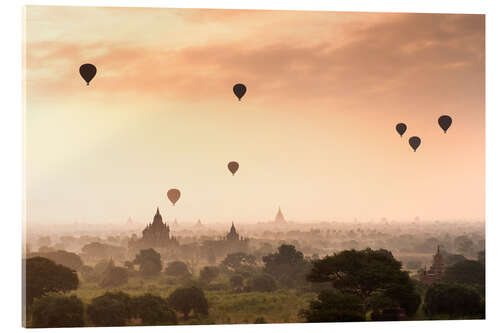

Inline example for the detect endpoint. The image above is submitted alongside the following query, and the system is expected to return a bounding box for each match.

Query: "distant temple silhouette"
[418,245,446,284]
[130,207,178,249]
[199,222,249,258]
[274,207,287,224]
[225,222,242,241]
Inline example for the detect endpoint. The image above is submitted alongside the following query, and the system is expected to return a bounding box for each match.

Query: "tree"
[229,275,244,291]
[164,261,191,277]
[263,244,310,287]
[424,283,483,318]
[382,278,421,317]
[454,235,474,256]
[443,260,485,286]
[221,252,256,271]
[30,250,83,271]
[245,274,277,292]
[441,251,467,266]
[81,242,126,261]
[477,251,485,265]
[199,266,219,284]
[133,248,162,277]
[79,265,97,282]
[87,292,133,326]
[308,248,412,313]
[31,294,84,328]
[25,257,79,306]
[100,265,129,288]
[168,286,209,319]
[132,294,178,325]
[299,290,365,322]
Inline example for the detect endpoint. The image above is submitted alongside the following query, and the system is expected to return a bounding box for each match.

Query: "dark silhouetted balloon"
[227,161,239,175]
[233,84,246,101]
[167,189,181,206]
[438,115,452,133]
[409,136,421,152]
[79,64,97,86]
[396,123,407,137]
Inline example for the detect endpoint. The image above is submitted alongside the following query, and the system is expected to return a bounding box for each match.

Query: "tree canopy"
[25,257,79,306]
[221,252,256,271]
[133,248,162,276]
[30,250,83,271]
[299,290,365,322]
[263,244,310,287]
[164,261,191,277]
[99,264,129,288]
[443,260,485,286]
[132,293,178,325]
[245,274,278,292]
[424,283,483,318]
[31,294,84,328]
[168,286,209,319]
[199,266,219,284]
[307,248,417,314]
[87,292,133,326]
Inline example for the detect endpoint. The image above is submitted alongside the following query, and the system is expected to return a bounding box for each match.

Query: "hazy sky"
[24,6,484,224]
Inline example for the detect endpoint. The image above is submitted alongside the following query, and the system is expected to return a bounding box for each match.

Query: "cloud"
[26,12,484,110]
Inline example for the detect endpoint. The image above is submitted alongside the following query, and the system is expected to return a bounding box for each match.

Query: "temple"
[418,245,446,284]
[131,207,178,249]
[274,207,287,224]
[225,222,241,241]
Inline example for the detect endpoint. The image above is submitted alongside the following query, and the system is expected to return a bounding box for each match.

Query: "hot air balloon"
[167,189,181,206]
[438,115,452,133]
[227,161,239,175]
[396,123,407,137]
[79,64,97,86]
[233,84,246,101]
[409,136,421,152]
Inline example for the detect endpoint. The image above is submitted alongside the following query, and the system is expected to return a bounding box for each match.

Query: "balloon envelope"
[79,64,97,86]
[438,115,452,133]
[167,189,181,206]
[396,123,407,137]
[233,84,246,101]
[227,161,239,175]
[409,136,421,152]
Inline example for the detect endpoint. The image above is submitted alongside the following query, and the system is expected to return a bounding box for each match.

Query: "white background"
[0,0,498,332]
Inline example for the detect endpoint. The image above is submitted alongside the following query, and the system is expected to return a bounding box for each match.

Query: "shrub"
[299,290,364,322]
[165,261,191,277]
[99,266,128,288]
[87,292,133,326]
[31,294,84,328]
[199,266,219,284]
[132,293,178,325]
[245,274,277,292]
[168,286,209,319]
[25,257,79,306]
[424,283,483,318]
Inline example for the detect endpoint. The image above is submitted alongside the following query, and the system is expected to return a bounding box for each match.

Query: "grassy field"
[71,276,315,325]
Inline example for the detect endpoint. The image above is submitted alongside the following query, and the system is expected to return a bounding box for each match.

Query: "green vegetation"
[134,248,162,277]
[299,290,365,322]
[24,244,487,326]
[31,294,84,328]
[424,283,484,318]
[87,291,133,326]
[25,257,79,306]
[168,286,208,319]
[307,248,421,316]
